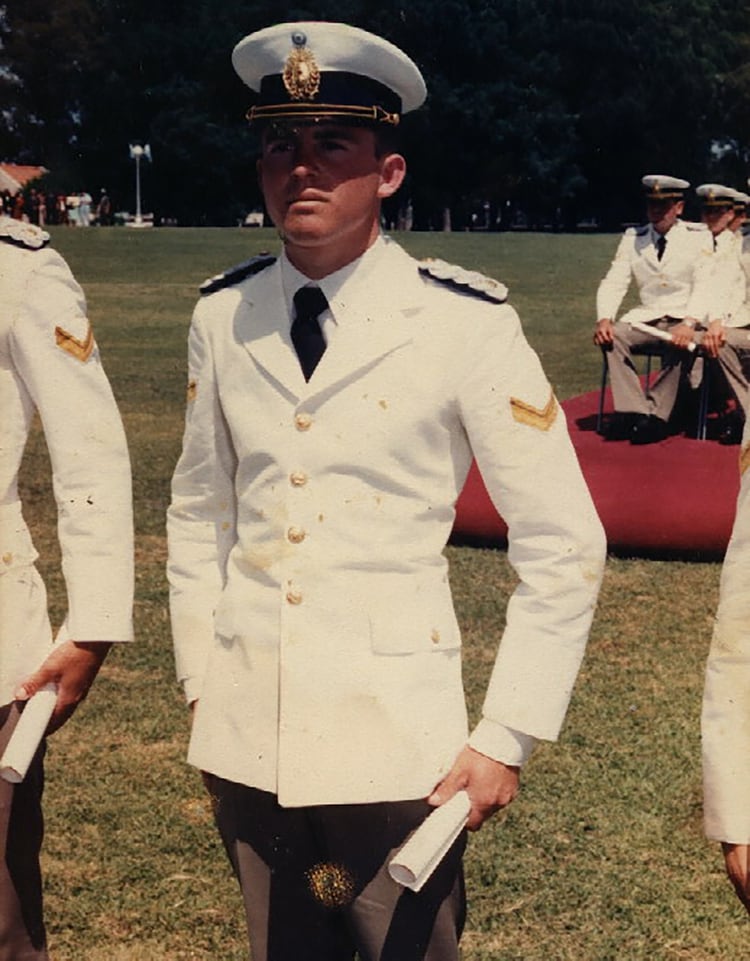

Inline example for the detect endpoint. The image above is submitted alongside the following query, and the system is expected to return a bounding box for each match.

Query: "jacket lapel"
[304,243,423,398]
[236,260,306,399]
[636,228,659,269]
[305,303,415,398]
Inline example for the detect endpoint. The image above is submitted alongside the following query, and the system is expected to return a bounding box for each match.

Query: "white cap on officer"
[734,190,750,209]
[641,174,690,200]
[696,183,737,207]
[232,22,426,127]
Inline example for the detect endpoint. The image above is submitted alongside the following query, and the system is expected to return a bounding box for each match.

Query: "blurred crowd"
[1,186,113,226]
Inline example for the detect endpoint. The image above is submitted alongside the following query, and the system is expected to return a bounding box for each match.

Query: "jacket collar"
[235,239,421,401]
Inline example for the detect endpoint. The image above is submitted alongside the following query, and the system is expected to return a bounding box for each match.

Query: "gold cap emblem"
[283,32,321,101]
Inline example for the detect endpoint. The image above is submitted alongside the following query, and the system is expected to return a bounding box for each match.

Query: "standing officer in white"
[168,21,605,961]
[593,175,714,444]
[702,426,750,914]
[0,217,133,959]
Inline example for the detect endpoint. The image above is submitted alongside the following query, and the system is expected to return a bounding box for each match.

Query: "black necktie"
[656,234,666,261]
[291,286,328,381]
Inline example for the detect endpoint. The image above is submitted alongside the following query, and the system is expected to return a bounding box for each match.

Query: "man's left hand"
[701,320,726,359]
[722,842,750,914]
[14,639,112,735]
[427,745,520,831]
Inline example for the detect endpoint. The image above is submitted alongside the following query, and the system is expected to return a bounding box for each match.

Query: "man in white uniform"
[702,427,750,914]
[693,184,750,444]
[728,190,749,235]
[594,174,714,444]
[0,217,133,959]
[168,22,606,961]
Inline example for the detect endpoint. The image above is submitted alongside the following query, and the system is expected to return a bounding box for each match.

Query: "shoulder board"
[0,216,50,250]
[418,258,508,303]
[200,253,276,295]
[634,225,649,236]
[685,221,708,231]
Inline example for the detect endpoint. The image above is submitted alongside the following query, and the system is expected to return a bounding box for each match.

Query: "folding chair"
[596,343,711,439]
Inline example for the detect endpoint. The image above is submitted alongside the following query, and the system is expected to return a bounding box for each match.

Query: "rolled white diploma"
[629,319,697,352]
[0,684,57,783]
[388,790,471,892]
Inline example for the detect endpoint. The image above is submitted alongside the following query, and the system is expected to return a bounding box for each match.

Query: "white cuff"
[182,676,202,706]
[468,718,537,767]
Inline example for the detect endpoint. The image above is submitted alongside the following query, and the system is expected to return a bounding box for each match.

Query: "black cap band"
[249,71,402,125]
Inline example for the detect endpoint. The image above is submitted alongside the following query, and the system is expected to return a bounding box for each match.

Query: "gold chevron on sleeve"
[55,323,95,362]
[740,442,750,476]
[510,390,558,431]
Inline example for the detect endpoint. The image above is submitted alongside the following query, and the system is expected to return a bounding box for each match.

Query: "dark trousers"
[0,703,48,961]
[209,777,467,961]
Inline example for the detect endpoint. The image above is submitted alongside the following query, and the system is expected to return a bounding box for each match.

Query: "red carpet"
[452,388,741,557]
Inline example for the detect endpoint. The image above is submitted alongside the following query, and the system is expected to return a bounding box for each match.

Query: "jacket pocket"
[368,580,461,655]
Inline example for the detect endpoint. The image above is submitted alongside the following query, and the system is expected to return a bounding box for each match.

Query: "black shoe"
[718,414,744,445]
[630,414,669,445]
[603,412,638,440]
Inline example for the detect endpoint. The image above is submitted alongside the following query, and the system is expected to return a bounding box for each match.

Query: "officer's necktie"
[656,234,667,261]
[291,286,328,381]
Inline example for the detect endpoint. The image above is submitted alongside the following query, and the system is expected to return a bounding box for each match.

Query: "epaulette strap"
[418,258,508,303]
[200,253,276,294]
[0,217,50,250]
[686,221,708,231]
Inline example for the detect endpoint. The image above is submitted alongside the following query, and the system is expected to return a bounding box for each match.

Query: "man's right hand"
[15,639,112,735]
[722,842,750,914]
[670,322,697,350]
[593,318,614,346]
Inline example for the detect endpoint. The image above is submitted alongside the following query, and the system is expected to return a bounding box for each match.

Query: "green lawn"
[18,227,745,960]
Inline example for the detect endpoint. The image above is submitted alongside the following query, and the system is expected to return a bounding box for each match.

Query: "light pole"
[128,143,152,227]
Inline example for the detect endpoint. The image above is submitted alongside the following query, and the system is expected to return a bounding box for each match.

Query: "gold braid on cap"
[248,103,399,125]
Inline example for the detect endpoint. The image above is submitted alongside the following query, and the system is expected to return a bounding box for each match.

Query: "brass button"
[287,526,306,544]
[430,629,441,645]
[290,470,308,487]
[295,412,313,431]
[286,590,303,605]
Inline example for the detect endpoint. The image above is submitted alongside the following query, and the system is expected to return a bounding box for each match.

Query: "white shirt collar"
[280,234,388,326]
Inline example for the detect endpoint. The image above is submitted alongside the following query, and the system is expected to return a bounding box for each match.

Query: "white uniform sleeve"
[167,302,238,702]
[456,305,606,753]
[702,450,750,843]
[9,248,133,641]
[596,232,634,321]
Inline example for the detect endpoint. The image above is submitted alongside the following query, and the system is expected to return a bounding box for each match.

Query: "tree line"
[3,0,750,229]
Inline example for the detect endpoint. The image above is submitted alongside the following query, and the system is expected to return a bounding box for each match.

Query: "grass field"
[18,226,747,960]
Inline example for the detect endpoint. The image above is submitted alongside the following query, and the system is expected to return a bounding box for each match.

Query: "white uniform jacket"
[168,237,606,807]
[0,225,134,701]
[703,434,750,842]
[741,231,750,287]
[596,220,714,326]
[710,230,749,328]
